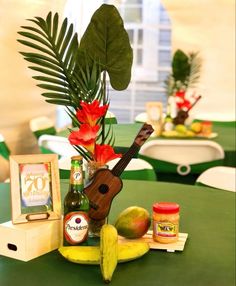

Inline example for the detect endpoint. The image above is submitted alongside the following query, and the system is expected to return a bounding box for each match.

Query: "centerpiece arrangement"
[18,4,133,169]
[161,49,210,137]
[16,5,187,283]
[18,3,135,237]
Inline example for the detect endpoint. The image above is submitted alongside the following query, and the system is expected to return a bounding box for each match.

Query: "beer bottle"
[163,103,174,132]
[63,156,90,245]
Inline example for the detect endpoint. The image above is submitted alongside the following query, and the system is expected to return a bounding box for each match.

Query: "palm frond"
[65,107,80,127]
[73,145,92,161]
[18,12,84,106]
[187,52,202,89]
[18,10,116,160]
[97,121,115,146]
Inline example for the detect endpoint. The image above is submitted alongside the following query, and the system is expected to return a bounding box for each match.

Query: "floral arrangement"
[162,49,204,137]
[17,4,133,167]
[68,100,121,167]
[164,49,202,125]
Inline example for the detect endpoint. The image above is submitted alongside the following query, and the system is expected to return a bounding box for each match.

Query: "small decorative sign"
[10,154,61,224]
[146,102,163,136]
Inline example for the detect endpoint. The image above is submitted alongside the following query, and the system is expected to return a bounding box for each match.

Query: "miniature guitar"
[173,95,202,125]
[84,123,154,221]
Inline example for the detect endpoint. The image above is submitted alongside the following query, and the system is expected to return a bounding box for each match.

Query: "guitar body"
[84,169,123,220]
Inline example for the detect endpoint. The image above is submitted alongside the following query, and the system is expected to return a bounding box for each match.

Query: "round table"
[0,180,235,286]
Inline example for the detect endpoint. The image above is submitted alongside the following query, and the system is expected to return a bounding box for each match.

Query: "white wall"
[162,0,235,120]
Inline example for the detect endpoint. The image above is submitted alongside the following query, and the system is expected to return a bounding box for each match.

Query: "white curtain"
[0,0,66,181]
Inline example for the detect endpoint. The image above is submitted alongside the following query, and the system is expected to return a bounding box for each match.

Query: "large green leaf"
[79,4,133,91]
[172,49,190,82]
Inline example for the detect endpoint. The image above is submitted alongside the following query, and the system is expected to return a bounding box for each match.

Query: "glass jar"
[201,121,212,136]
[152,202,180,244]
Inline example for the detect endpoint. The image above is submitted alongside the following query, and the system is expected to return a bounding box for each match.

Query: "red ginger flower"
[94,144,122,166]
[68,124,99,154]
[175,90,191,110]
[76,100,108,126]
[175,90,186,99]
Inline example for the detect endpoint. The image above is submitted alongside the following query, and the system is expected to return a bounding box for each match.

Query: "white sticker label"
[64,212,89,244]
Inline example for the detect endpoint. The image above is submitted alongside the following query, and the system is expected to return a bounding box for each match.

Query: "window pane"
[123,0,143,4]
[158,70,170,83]
[159,30,171,46]
[127,29,134,44]
[137,49,143,65]
[159,5,171,24]
[158,50,171,66]
[138,29,143,44]
[109,90,131,107]
[124,7,142,23]
[134,90,166,108]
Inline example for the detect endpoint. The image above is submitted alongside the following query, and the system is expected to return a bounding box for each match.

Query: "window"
[59,0,172,126]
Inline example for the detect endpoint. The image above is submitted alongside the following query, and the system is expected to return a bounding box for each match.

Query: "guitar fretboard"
[111,143,140,177]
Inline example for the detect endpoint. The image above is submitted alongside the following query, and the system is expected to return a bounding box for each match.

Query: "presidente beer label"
[64,211,89,244]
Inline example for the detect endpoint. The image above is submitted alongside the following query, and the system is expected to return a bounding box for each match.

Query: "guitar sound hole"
[98,184,109,194]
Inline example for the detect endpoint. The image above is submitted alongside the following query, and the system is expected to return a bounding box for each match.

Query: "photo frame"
[10,154,61,224]
[146,102,163,136]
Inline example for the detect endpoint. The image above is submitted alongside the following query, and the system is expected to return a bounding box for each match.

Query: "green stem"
[101,71,106,144]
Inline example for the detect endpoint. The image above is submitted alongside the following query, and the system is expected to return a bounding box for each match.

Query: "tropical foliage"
[17,4,133,164]
[165,49,202,97]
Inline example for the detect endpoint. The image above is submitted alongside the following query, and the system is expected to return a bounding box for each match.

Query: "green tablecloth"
[58,123,236,167]
[0,180,235,286]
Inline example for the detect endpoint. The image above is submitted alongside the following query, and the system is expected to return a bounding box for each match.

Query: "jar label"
[64,212,89,244]
[154,221,178,237]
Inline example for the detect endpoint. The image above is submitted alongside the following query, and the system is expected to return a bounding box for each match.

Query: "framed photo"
[10,154,61,224]
[146,102,163,136]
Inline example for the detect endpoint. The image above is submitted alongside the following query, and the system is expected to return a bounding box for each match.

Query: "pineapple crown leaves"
[165,49,202,96]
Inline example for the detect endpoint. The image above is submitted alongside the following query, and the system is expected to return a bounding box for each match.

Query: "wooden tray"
[118,230,188,252]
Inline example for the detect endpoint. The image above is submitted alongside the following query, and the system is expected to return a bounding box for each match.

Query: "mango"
[190,122,202,133]
[114,206,151,239]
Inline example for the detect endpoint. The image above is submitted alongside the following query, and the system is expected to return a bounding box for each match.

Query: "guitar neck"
[111,143,140,177]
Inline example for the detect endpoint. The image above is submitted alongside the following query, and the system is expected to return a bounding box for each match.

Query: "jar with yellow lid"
[152,202,180,244]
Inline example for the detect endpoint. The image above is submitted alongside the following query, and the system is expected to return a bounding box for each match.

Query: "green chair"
[38,134,77,157]
[138,139,225,184]
[58,156,71,179]
[30,116,56,139]
[105,111,118,124]
[195,166,236,192]
[0,133,10,160]
[134,112,148,123]
[59,157,157,181]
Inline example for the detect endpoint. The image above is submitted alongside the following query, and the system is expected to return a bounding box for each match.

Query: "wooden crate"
[0,219,62,261]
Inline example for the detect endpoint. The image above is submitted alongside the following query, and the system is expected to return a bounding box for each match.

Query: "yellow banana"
[58,241,149,265]
[100,224,118,283]
[117,242,150,263]
[58,246,100,264]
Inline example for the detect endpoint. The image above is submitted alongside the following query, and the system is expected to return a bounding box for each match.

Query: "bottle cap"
[153,202,180,214]
[71,155,83,161]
